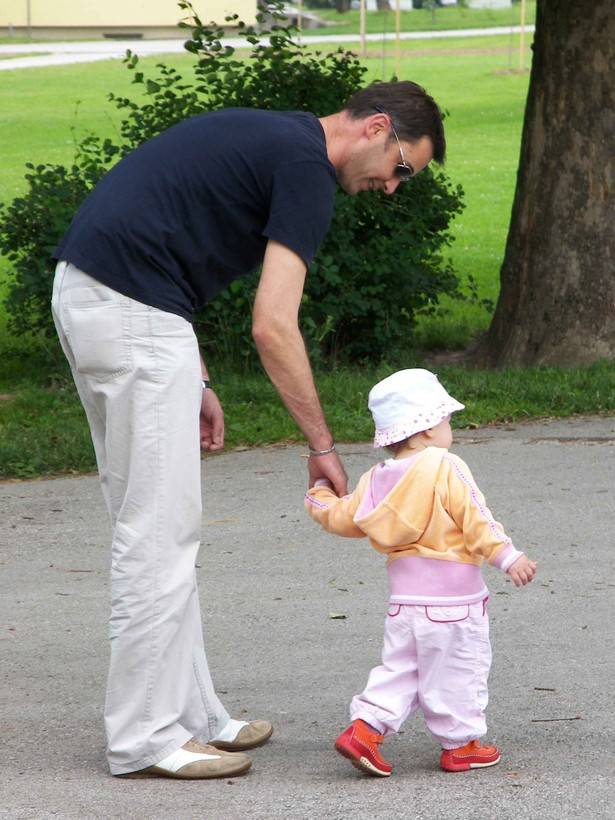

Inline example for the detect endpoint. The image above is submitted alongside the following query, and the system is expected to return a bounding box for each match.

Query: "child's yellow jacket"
[305,447,524,606]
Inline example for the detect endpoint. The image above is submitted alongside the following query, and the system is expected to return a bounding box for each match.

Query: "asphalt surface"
[1,415,613,819]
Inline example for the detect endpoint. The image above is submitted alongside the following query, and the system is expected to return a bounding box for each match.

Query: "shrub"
[306,170,464,361]
[0,145,115,338]
[0,1,465,364]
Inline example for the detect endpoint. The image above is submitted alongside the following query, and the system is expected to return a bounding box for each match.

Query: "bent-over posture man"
[51,80,446,779]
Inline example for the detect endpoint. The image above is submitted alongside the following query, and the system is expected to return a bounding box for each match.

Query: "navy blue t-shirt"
[53,109,336,322]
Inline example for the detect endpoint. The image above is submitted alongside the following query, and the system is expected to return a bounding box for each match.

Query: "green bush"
[0,137,118,340]
[0,163,89,339]
[308,171,464,361]
[0,1,465,364]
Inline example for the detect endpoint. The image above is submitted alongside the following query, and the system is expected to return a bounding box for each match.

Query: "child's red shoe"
[334,719,392,777]
[440,739,500,772]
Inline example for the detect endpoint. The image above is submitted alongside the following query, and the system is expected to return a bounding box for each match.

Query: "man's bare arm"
[252,239,348,495]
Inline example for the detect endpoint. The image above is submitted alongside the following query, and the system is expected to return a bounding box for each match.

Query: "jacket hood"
[353,448,446,548]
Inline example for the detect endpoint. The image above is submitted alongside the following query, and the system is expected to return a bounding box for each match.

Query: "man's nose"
[383,177,402,196]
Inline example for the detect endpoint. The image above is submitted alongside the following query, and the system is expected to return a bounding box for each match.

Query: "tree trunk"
[471,0,615,367]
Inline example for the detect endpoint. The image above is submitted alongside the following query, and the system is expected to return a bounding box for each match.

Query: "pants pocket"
[62,298,132,382]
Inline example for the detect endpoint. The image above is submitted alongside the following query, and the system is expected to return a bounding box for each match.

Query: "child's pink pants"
[350,599,492,750]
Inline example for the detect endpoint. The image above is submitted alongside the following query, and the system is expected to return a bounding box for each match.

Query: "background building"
[1,0,257,39]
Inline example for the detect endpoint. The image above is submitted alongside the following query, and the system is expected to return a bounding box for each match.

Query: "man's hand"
[308,451,348,497]
[507,554,538,587]
[200,387,225,452]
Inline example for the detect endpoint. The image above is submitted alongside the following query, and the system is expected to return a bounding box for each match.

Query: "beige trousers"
[52,261,229,774]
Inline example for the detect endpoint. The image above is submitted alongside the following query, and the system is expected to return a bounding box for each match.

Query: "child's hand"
[313,478,334,490]
[507,555,538,587]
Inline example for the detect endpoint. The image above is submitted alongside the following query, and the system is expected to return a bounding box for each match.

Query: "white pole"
[297,0,302,44]
[395,0,401,78]
[360,0,366,58]
[519,0,526,71]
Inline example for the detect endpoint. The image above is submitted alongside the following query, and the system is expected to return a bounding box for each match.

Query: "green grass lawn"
[1,357,613,479]
[307,2,535,37]
[390,40,531,346]
[0,61,138,202]
[1,10,612,479]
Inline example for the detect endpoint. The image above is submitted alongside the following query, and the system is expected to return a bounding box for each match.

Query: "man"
[51,80,445,779]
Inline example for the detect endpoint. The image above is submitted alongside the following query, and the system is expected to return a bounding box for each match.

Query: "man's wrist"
[202,379,211,390]
[308,443,336,456]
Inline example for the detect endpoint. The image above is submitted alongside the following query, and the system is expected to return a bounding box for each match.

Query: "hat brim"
[373,400,465,447]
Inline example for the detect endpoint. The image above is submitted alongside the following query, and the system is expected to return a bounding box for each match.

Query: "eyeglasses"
[374,106,415,180]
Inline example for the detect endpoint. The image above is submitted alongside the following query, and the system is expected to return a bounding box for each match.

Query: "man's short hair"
[343,81,446,164]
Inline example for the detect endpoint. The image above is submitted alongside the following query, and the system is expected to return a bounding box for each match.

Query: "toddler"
[305,369,537,776]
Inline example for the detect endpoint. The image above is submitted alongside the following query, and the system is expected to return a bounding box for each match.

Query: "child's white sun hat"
[368,368,465,447]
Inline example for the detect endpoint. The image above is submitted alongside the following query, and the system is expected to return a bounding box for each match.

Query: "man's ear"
[367,112,389,141]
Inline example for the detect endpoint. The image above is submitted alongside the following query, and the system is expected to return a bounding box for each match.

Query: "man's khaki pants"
[52,261,229,775]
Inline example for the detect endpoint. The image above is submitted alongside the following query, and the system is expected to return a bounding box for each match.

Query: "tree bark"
[471,0,615,367]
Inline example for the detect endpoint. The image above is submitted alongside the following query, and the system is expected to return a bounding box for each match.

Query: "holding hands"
[308,450,348,497]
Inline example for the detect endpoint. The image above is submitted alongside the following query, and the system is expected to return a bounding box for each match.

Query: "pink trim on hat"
[373,404,460,447]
